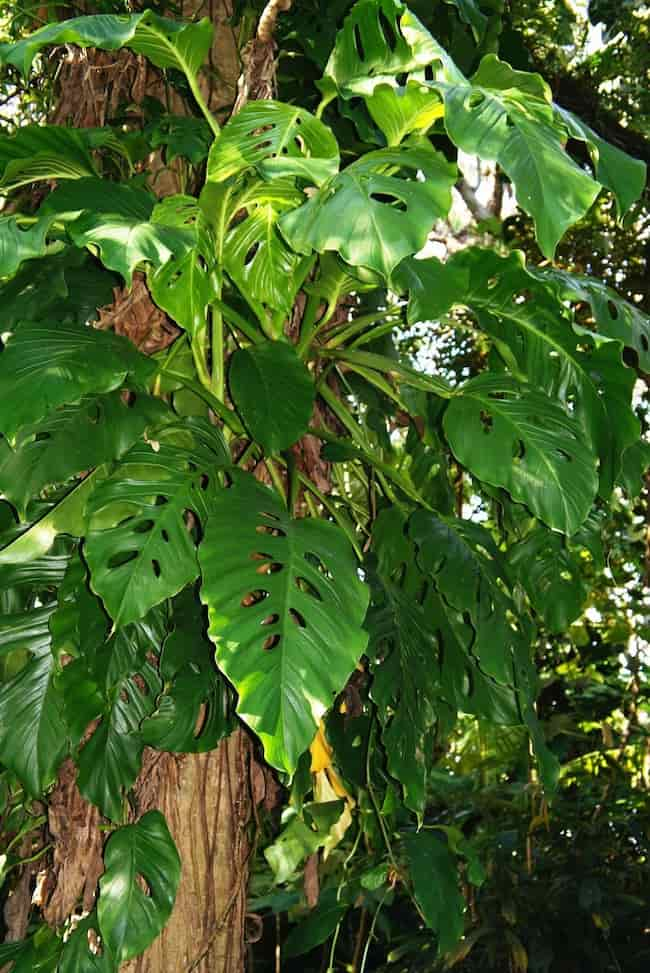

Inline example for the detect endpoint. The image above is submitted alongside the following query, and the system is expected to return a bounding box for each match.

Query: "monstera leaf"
[199,471,369,774]
[0,11,213,82]
[0,613,68,797]
[0,320,155,440]
[76,660,160,820]
[365,80,444,145]
[229,340,315,453]
[408,510,531,686]
[508,527,587,634]
[399,248,639,494]
[433,55,602,257]
[59,912,117,973]
[366,508,440,817]
[222,180,312,315]
[555,105,647,218]
[280,142,455,279]
[319,0,441,99]
[148,195,217,338]
[97,811,181,963]
[207,100,339,185]
[0,392,171,516]
[85,420,228,626]
[444,375,599,533]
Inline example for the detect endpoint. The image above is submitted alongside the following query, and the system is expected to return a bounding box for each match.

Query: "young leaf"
[280,143,455,279]
[229,341,315,453]
[199,471,369,774]
[207,100,339,186]
[97,810,181,964]
[0,321,155,440]
[443,374,599,534]
[85,420,228,626]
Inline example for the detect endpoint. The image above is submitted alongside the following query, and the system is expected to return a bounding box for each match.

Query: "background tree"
[0,2,647,972]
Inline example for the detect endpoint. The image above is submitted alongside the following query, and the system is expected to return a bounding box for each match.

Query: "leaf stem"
[162,369,243,434]
[187,73,221,139]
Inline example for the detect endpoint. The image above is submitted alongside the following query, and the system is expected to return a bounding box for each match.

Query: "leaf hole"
[161,528,170,543]
[295,575,323,601]
[353,23,366,61]
[641,334,649,352]
[155,494,169,506]
[262,633,280,651]
[152,559,161,578]
[424,64,434,82]
[244,242,260,266]
[479,409,493,433]
[200,473,210,490]
[241,589,269,607]
[133,519,155,534]
[378,8,398,51]
[289,608,306,628]
[107,550,138,569]
[466,91,486,109]
[261,612,280,626]
[369,192,407,212]
[607,299,619,320]
[512,438,525,461]
[555,448,573,463]
[256,560,284,575]
[487,276,498,290]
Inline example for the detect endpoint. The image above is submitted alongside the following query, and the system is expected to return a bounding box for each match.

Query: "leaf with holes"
[0,392,171,516]
[443,374,599,533]
[319,0,442,99]
[85,419,228,627]
[76,659,160,820]
[554,105,646,219]
[280,142,455,279]
[148,195,217,338]
[141,588,234,752]
[97,810,180,964]
[399,248,639,495]
[229,341,315,454]
[0,11,213,82]
[433,54,602,257]
[207,100,339,186]
[0,320,155,440]
[408,509,533,688]
[0,612,68,797]
[199,471,369,774]
[223,180,312,315]
[59,912,117,973]
[508,527,587,634]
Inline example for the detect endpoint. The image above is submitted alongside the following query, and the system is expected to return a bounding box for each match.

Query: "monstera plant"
[0,0,647,968]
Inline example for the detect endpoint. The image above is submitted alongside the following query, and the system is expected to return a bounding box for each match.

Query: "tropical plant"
[0,0,647,970]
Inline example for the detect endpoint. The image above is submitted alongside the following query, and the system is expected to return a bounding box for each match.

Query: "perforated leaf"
[320,0,441,99]
[444,374,599,533]
[85,420,228,627]
[207,100,339,186]
[98,811,180,964]
[0,392,170,516]
[222,180,311,315]
[0,320,155,440]
[229,341,315,454]
[199,471,369,773]
[280,142,455,279]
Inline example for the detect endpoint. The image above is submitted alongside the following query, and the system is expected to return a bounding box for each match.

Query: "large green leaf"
[0,11,213,81]
[0,392,170,516]
[403,832,464,954]
[229,340,315,453]
[85,419,228,626]
[365,80,444,145]
[443,374,599,533]
[319,0,441,99]
[0,320,155,440]
[207,101,339,186]
[508,527,587,634]
[199,471,369,774]
[148,195,217,338]
[280,142,455,279]
[97,810,181,964]
[434,55,601,258]
[222,180,312,315]
[399,248,639,494]
[0,612,68,797]
[0,216,51,279]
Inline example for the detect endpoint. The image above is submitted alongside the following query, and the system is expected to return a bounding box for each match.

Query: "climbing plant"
[0,0,647,968]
